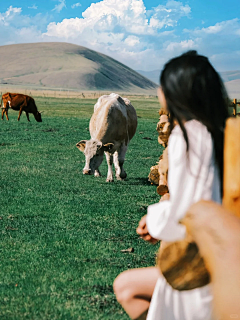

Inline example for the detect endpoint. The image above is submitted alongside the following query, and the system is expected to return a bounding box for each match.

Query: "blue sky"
[0,0,239,72]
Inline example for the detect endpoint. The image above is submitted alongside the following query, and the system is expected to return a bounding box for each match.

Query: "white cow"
[76,93,138,182]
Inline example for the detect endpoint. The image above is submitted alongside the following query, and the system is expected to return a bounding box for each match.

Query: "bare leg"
[105,152,114,182]
[1,109,4,120]
[113,267,159,319]
[114,143,128,180]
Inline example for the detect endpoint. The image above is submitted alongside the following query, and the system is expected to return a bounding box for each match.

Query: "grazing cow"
[1,92,42,122]
[76,93,137,182]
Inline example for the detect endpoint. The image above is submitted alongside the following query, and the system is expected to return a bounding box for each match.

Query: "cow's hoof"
[119,172,127,179]
[106,178,114,182]
[94,172,101,177]
[116,176,124,181]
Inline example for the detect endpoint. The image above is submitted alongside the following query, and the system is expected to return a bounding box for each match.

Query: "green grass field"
[0,96,164,319]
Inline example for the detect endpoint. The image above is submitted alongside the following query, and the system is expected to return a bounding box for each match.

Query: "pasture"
[0,95,163,319]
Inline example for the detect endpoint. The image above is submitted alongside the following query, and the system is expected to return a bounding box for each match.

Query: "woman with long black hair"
[113,50,229,320]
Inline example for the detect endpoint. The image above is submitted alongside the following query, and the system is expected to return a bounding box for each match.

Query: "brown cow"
[1,92,42,122]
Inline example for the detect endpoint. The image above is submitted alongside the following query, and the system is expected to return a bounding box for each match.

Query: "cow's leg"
[17,107,24,121]
[94,169,101,177]
[17,98,27,121]
[25,112,30,122]
[105,152,114,182]
[114,143,128,180]
[113,151,121,178]
[5,109,9,121]
[2,108,9,121]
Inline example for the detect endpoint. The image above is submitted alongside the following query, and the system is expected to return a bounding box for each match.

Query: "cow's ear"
[76,140,87,152]
[103,143,114,152]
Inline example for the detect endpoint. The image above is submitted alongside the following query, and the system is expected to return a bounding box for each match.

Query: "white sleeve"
[146,126,205,241]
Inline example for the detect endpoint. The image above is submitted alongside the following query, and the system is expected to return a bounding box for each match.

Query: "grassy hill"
[0,42,157,93]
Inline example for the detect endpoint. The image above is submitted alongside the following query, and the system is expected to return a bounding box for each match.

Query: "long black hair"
[160,50,229,195]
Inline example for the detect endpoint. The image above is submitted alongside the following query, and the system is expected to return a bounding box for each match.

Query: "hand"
[136,215,159,244]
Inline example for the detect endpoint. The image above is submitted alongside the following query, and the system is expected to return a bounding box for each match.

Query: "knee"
[113,272,134,304]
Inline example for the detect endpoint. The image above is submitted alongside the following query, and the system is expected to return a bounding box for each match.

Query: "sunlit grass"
[0,96,163,319]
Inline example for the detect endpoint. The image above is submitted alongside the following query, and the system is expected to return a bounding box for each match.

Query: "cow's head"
[34,111,42,122]
[76,139,114,175]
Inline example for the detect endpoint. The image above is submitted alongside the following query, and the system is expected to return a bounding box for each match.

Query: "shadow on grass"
[126,177,152,186]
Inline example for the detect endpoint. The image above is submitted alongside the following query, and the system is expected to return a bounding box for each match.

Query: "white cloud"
[186,18,240,36]
[52,0,66,13]
[5,5,22,16]
[71,3,81,9]
[0,2,239,72]
[79,0,149,35]
[42,0,193,69]
[0,6,50,44]
[45,0,190,39]
[165,39,195,52]
[28,5,38,10]
[0,5,22,26]
[182,18,240,70]
[150,0,191,29]
[124,35,140,47]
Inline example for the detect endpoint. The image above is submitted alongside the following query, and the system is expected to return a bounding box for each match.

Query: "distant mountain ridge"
[136,69,240,98]
[0,42,157,93]
[220,70,240,82]
[136,70,159,85]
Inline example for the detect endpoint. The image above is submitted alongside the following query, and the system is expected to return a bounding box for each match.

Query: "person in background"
[113,50,229,320]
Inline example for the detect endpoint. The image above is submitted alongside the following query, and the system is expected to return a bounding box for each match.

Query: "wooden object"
[157,237,210,290]
[148,165,160,185]
[156,115,169,131]
[157,113,170,148]
[158,122,170,147]
[229,98,240,117]
[158,108,169,117]
[233,99,237,117]
[157,147,169,195]
[223,117,240,217]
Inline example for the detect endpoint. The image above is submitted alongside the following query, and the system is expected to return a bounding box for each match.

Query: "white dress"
[146,120,221,320]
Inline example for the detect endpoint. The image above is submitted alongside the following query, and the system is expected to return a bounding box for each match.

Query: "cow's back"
[3,93,36,112]
[122,98,137,141]
[90,94,136,144]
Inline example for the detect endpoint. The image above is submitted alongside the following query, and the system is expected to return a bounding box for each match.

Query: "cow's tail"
[0,96,3,109]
